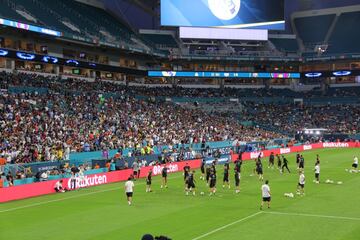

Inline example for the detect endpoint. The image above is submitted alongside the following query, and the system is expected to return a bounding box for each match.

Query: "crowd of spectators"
[0,71,359,165]
[241,103,360,135]
[0,72,285,164]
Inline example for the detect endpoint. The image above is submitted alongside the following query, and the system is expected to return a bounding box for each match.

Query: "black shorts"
[263,197,271,202]
[352,163,358,168]
[184,174,189,181]
[315,173,319,179]
[299,163,304,168]
[146,180,151,185]
[201,166,205,173]
[187,182,195,189]
[298,183,305,188]
[256,168,263,174]
[162,173,167,178]
[209,180,216,188]
[278,162,282,167]
[235,178,240,187]
[133,171,137,175]
[126,192,133,197]
[223,175,229,182]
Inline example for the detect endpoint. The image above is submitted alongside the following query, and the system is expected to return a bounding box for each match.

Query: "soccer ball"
[337,181,343,185]
[200,192,205,195]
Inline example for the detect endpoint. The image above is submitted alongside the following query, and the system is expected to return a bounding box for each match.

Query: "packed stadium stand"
[0,0,360,194]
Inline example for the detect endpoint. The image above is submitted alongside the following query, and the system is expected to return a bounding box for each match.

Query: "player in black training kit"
[146,170,152,192]
[299,155,305,170]
[211,160,217,174]
[256,159,264,181]
[200,158,206,180]
[268,152,275,169]
[296,153,301,169]
[161,166,168,188]
[205,164,211,183]
[183,163,190,190]
[234,158,243,173]
[277,154,282,170]
[281,156,291,173]
[208,169,217,195]
[234,169,241,193]
[223,161,230,189]
[186,171,196,196]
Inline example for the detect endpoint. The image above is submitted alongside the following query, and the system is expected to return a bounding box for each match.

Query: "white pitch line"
[264,211,360,221]
[0,175,181,213]
[191,211,263,240]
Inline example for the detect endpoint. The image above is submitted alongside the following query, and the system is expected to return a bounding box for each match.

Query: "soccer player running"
[260,180,271,210]
[276,154,282,170]
[146,170,152,192]
[183,163,190,190]
[125,177,135,205]
[314,161,320,184]
[161,165,168,188]
[350,156,358,173]
[223,161,230,189]
[297,170,306,196]
[281,155,290,173]
[186,170,196,196]
[208,169,217,196]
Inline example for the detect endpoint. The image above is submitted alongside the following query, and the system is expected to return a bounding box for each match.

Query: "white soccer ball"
[337,181,343,185]
[200,192,205,195]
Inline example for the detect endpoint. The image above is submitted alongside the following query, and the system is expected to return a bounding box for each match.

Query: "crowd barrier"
[0,159,201,203]
[1,142,359,203]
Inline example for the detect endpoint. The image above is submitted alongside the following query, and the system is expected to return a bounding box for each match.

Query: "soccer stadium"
[0,0,360,239]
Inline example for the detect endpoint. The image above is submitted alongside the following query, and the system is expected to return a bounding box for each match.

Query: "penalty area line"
[191,211,263,240]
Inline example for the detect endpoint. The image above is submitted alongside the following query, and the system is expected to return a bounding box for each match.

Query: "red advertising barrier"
[0,159,202,203]
[231,142,360,161]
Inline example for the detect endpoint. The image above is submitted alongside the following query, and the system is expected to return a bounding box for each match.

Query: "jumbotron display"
[161,0,285,30]
[148,71,300,79]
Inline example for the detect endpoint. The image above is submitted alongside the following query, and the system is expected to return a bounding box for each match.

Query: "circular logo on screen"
[208,0,241,21]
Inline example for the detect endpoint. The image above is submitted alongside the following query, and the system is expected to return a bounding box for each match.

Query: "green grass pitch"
[1,148,360,240]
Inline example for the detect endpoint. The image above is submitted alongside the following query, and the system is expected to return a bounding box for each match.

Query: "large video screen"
[161,0,285,30]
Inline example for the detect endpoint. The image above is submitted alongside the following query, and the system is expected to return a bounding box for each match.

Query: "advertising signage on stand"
[0,48,146,76]
[148,71,301,79]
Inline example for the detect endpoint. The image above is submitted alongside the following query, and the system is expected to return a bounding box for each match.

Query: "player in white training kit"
[297,171,305,196]
[260,180,271,210]
[314,162,320,184]
[351,156,358,173]
[124,177,135,205]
